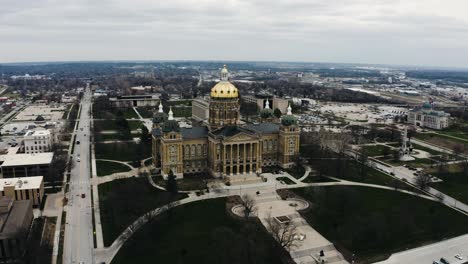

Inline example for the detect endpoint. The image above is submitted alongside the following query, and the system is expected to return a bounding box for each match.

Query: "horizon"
[2,59,468,72]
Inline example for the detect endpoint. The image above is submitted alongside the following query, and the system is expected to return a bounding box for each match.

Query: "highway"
[63,86,94,264]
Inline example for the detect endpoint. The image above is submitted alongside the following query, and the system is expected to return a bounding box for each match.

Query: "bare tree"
[414,173,432,191]
[264,214,298,250]
[335,133,352,156]
[452,144,464,157]
[240,194,257,219]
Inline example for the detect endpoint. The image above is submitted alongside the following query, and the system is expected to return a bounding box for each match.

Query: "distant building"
[23,130,53,154]
[192,98,210,122]
[0,176,44,207]
[241,95,289,114]
[109,95,160,108]
[0,152,54,178]
[407,103,450,130]
[0,197,33,260]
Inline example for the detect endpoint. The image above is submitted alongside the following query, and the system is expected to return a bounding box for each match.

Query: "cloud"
[0,0,467,67]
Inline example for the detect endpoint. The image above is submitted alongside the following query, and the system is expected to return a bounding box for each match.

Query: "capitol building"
[151,65,300,182]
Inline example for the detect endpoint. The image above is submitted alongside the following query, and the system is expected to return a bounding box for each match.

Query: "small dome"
[153,112,168,124]
[281,115,297,126]
[422,102,432,109]
[162,120,180,133]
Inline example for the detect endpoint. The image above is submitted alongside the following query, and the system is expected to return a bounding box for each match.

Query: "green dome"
[162,120,180,133]
[153,112,168,124]
[422,102,432,109]
[281,115,297,126]
[260,108,274,119]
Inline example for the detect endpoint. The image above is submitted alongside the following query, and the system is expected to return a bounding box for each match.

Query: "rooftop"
[1,152,54,167]
[0,176,43,191]
[181,126,208,139]
[0,198,32,237]
[24,129,50,138]
[245,122,280,134]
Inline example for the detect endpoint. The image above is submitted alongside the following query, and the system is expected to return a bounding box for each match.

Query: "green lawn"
[111,198,290,264]
[153,176,208,191]
[302,175,337,183]
[172,106,192,118]
[309,158,404,189]
[380,157,435,168]
[94,120,143,131]
[96,160,132,177]
[285,165,305,179]
[99,177,187,246]
[136,107,155,118]
[361,145,392,157]
[121,108,139,119]
[411,143,442,155]
[95,142,151,161]
[427,164,468,205]
[94,132,140,142]
[415,133,468,153]
[293,186,468,263]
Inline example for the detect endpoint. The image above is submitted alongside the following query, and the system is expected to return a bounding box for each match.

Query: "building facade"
[23,130,53,154]
[0,153,53,178]
[407,103,450,130]
[0,176,44,207]
[0,197,33,261]
[152,66,300,182]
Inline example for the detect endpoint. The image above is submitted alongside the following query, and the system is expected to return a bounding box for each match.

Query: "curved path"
[95,172,445,264]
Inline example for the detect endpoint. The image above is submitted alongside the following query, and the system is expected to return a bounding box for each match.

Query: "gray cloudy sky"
[1,0,468,67]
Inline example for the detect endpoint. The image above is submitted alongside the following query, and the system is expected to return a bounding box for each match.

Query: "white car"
[77,157,81,162]
[454,254,463,260]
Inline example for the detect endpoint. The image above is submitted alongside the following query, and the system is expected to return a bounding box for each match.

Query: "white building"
[407,104,450,130]
[23,130,53,154]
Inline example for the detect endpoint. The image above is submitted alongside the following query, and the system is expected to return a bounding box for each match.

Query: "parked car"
[81,194,85,198]
[454,254,463,260]
[440,257,450,264]
[76,140,80,144]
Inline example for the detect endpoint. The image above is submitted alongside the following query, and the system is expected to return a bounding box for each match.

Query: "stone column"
[235,143,238,174]
[223,144,226,176]
[243,143,246,174]
[228,144,232,175]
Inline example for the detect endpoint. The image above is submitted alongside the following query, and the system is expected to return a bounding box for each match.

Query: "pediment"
[225,132,257,142]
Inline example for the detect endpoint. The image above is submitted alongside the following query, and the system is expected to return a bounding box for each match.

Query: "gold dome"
[210,65,238,98]
[210,81,238,98]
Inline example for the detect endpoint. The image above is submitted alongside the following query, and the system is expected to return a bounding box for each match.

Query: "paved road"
[63,86,94,264]
[376,233,468,264]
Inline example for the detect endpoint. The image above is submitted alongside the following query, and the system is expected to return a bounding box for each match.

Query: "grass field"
[427,164,468,205]
[293,186,468,263]
[309,158,404,188]
[95,142,151,161]
[99,177,187,246]
[361,145,392,157]
[94,132,140,142]
[96,160,132,177]
[380,157,435,168]
[94,120,143,131]
[111,198,289,264]
[93,107,139,119]
[415,133,468,153]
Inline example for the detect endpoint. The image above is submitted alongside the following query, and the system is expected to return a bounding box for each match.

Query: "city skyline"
[1,0,468,68]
